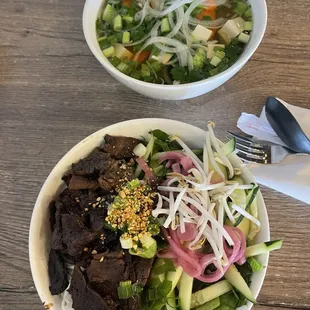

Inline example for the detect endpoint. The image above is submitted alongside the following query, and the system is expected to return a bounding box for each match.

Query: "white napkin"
[236,98,310,204]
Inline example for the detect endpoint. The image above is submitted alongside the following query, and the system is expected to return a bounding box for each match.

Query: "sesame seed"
[92,250,98,255]
[100,256,104,262]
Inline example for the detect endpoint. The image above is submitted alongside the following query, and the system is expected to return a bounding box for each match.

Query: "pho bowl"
[82,0,267,100]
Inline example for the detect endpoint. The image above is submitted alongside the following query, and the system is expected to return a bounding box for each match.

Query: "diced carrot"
[135,50,151,63]
[122,0,131,8]
[196,0,217,20]
[196,7,216,20]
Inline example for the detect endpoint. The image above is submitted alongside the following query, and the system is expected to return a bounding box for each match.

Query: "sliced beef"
[61,214,97,257]
[72,148,111,176]
[68,175,98,190]
[132,256,154,286]
[103,135,140,159]
[69,265,116,310]
[87,254,126,300]
[88,208,107,231]
[48,249,69,295]
[98,160,134,192]
[56,188,86,215]
[49,201,56,230]
[51,208,64,251]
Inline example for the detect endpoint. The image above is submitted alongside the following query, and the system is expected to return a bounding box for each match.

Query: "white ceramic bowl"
[82,1,267,100]
[29,119,270,310]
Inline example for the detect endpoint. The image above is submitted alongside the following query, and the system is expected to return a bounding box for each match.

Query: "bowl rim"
[29,118,270,310]
[82,0,268,89]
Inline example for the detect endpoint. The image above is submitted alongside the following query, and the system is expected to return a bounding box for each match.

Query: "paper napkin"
[237,98,310,204]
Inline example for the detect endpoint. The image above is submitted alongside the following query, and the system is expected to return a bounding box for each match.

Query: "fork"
[226,131,293,164]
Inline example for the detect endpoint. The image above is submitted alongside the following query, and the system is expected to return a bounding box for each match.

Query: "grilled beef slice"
[103,135,140,159]
[48,249,69,295]
[71,148,111,176]
[69,266,116,310]
[61,214,97,257]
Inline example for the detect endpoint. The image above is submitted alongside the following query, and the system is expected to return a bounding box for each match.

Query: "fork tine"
[236,147,267,161]
[235,141,266,155]
[236,151,268,164]
[226,131,265,149]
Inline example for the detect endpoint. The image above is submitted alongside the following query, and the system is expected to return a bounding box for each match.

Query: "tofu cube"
[218,19,243,44]
[191,25,213,42]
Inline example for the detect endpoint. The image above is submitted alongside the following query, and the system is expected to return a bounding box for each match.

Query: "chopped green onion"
[98,37,110,49]
[161,18,171,33]
[238,32,250,44]
[113,15,123,31]
[108,35,118,45]
[146,61,158,78]
[210,55,222,67]
[148,223,160,236]
[234,1,248,15]
[122,15,134,25]
[122,31,131,44]
[214,50,225,60]
[102,4,117,24]
[118,280,133,299]
[141,63,151,77]
[117,62,132,75]
[103,46,115,58]
[243,7,252,18]
[244,21,253,31]
[110,56,121,67]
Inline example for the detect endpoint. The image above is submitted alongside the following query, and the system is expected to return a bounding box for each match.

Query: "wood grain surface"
[1,0,310,309]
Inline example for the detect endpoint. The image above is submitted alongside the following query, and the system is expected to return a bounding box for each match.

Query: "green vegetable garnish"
[153,259,176,275]
[247,257,265,272]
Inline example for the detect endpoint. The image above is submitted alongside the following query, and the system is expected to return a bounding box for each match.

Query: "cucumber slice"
[226,215,250,238]
[179,272,193,310]
[224,264,256,304]
[234,185,259,226]
[190,280,232,308]
[247,196,260,242]
[210,161,228,184]
[221,138,236,156]
[196,297,220,310]
[166,289,177,310]
[143,133,154,160]
[166,266,183,293]
[102,4,117,24]
[245,240,283,258]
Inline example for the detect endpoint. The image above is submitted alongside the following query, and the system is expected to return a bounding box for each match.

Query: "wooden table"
[1,0,310,309]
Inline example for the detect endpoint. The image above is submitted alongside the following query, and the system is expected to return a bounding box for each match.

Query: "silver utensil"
[226,131,292,164]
